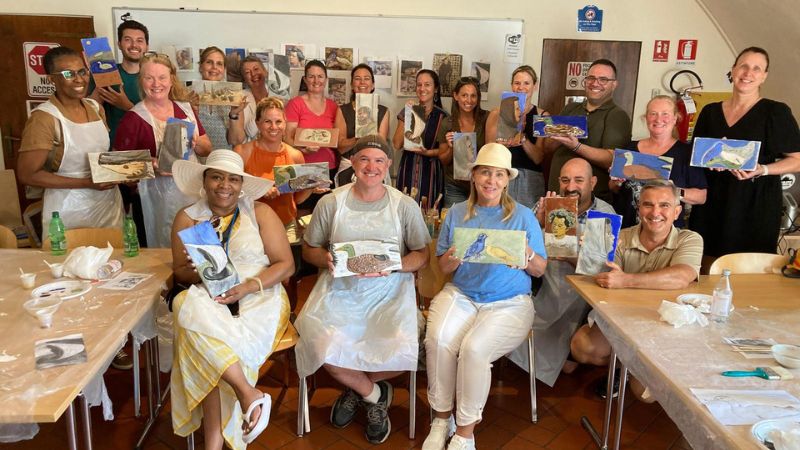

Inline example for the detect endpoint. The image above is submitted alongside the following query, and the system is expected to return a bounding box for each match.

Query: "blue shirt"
[437,201,546,303]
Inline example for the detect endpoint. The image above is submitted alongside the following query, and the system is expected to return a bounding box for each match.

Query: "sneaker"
[594,370,621,400]
[330,389,360,428]
[446,434,476,450]
[111,350,133,370]
[364,381,393,444]
[422,416,456,450]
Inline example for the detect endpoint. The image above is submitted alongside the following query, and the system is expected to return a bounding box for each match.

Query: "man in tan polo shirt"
[570,179,702,397]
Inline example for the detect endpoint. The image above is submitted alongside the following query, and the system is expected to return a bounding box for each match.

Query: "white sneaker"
[422,416,456,450]
[446,434,476,450]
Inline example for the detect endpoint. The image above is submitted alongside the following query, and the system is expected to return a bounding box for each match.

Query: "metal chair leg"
[527,330,537,423]
[409,370,417,439]
[297,376,310,436]
[79,393,93,450]
[186,432,195,450]
[65,402,77,450]
[133,334,141,417]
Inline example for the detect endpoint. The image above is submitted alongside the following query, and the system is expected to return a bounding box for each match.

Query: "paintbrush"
[432,193,443,211]
[721,366,794,380]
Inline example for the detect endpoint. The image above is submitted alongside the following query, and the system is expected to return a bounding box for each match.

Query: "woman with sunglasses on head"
[437,77,489,207]
[486,65,548,209]
[114,52,212,247]
[335,63,391,187]
[285,60,345,211]
[393,69,448,209]
[227,55,270,146]
[190,46,248,150]
[18,46,124,232]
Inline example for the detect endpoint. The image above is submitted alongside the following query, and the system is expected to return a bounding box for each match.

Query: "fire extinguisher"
[669,70,703,141]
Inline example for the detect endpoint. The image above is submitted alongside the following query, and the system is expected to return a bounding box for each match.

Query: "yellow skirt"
[170,289,289,449]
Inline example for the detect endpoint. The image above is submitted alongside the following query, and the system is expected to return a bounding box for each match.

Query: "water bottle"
[123,214,140,257]
[48,211,67,256]
[710,269,733,323]
[97,260,123,280]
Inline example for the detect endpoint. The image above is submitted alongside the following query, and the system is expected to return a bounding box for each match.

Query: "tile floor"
[2,277,695,450]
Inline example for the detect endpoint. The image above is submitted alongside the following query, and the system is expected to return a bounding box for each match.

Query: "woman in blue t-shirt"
[422,143,547,450]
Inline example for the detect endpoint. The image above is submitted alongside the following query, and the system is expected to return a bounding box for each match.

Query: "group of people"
[16,15,800,450]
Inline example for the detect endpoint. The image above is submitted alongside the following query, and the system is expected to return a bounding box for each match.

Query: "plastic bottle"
[97,260,123,280]
[123,214,140,257]
[710,269,733,323]
[48,211,67,256]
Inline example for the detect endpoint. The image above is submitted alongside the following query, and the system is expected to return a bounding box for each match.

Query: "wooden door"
[0,14,95,210]
[538,39,642,118]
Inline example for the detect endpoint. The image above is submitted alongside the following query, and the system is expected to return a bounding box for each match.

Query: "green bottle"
[49,211,66,255]
[123,214,140,257]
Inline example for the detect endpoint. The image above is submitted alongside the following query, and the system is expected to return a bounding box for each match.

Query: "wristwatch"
[228,112,240,120]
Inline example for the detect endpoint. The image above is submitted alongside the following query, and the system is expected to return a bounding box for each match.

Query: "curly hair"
[547,208,577,228]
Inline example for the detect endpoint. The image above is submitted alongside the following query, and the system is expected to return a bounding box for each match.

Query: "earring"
[199,187,206,197]
[239,190,245,198]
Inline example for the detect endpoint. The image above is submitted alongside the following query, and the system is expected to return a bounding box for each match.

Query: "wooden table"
[0,248,172,448]
[567,274,800,450]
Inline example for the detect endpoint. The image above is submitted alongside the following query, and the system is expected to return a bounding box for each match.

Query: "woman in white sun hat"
[169,149,294,449]
[423,143,547,450]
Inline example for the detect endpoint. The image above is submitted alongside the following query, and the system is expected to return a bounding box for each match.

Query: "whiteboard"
[112,8,524,122]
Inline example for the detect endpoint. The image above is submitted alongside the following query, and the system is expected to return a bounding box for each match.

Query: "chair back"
[417,239,451,300]
[709,252,789,275]
[0,224,17,249]
[42,227,124,251]
[22,200,43,248]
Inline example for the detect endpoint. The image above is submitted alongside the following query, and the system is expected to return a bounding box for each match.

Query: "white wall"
[7,0,736,137]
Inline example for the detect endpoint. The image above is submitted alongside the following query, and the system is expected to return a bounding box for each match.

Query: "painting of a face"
[552,216,567,238]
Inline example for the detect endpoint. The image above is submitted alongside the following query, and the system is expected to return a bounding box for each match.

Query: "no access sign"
[24,42,60,97]
[565,61,592,90]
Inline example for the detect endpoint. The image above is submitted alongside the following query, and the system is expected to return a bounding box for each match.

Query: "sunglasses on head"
[50,68,90,80]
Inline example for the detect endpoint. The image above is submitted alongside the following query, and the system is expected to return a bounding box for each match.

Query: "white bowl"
[772,344,800,369]
[23,296,62,328]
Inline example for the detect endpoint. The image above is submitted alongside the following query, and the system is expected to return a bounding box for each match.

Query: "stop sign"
[27,43,59,75]
[23,42,60,97]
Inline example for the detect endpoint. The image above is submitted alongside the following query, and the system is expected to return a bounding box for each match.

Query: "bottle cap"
[722,269,731,276]
[52,211,60,218]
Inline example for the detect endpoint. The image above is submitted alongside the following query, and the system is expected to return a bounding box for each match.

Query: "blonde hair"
[463,167,516,222]
[199,46,225,67]
[643,94,682,138]
[511,65,538,84]
[255,97,285,121]
[139,53,191,102]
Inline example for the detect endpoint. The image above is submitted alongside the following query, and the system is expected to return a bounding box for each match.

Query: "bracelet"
[228,112,240,120]
[761,164,769,176]
[527,251,535,263]
[572,142,582,152]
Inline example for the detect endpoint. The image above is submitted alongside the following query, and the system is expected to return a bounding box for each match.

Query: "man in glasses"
[89,19,149,144]
[546,59,631,202]
[18,46,124,240]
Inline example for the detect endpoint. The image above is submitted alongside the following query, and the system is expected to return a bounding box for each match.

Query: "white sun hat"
[469,143,519,179]
[173,149,273,199]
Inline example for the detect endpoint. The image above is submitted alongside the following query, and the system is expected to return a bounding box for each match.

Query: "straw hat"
[173,149,273,199]
[469,143,519,179]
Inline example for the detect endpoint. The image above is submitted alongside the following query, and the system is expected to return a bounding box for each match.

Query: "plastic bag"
[0,424,39,443]
[657,300,709,328]
[63,243,113,280]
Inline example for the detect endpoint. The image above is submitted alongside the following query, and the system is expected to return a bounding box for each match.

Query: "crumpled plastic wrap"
[770,427,800,450]
[63,244,113,280]
[658,299,709,328]
[0,423,39,443]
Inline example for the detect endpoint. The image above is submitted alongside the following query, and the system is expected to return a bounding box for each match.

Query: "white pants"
[425,284,535,425]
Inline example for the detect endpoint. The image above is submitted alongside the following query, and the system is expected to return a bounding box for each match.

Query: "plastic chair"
[709,253,789,275]
[42,227,124,251]
[0,224,17,249]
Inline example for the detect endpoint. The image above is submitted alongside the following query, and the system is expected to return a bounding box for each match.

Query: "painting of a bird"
[335,243,394,274]
[462,233,488,260]
[484,244,522,265]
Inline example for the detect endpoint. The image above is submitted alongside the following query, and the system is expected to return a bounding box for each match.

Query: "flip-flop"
[242,392,271,444]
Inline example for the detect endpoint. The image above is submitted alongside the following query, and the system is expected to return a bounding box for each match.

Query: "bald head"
[559,157,597,213]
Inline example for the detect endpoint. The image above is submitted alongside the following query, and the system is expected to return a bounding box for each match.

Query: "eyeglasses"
[50,68,90,80]
[583,76,616,86]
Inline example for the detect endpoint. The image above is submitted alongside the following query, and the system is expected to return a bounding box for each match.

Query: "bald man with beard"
[508,157,615,386]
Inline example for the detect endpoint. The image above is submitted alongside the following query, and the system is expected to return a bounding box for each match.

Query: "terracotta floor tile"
[502,435,547,450]
[545,423,592,450]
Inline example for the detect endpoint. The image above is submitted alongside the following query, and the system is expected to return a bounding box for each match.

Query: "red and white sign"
[653,40,670,62]
[677,39,698,64]
[24,42,60,97]
[565,61,592,90]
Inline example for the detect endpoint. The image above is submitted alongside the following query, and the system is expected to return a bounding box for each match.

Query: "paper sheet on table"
[98,272,153,291]
[691,388,800,425]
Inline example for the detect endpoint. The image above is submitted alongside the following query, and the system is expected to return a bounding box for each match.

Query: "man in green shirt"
[547,59,631,202]
[90,19,149,144]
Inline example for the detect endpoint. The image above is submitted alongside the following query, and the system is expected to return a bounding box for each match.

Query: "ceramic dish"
[772,344,800,369]
[32,280,91,300]
[751,418,800,449]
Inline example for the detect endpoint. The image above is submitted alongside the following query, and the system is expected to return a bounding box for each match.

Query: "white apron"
[176,198,286,369]
[38,100,123,232]
[295,185,419,377]
[131,101,198,248]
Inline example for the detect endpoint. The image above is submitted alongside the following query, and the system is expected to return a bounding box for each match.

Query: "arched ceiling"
[698,0,800,117]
